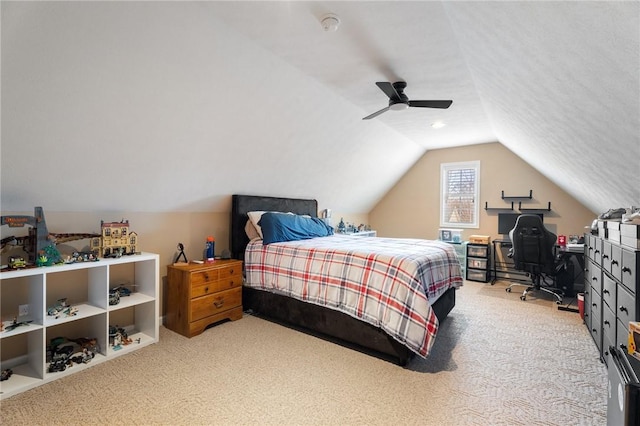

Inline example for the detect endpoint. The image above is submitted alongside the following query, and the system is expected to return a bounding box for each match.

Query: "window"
[440,161,480,228]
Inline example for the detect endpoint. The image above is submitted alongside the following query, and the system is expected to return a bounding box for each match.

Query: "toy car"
[48,359,69,373]
[8,256,26,269]
[109,290,120,305]
[0,369,13,381]
[71,348,95,364]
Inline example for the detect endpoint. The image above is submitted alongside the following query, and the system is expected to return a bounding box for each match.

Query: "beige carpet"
[0,280,607,425]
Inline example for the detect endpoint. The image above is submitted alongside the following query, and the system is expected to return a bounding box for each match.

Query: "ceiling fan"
[363,81,452,120]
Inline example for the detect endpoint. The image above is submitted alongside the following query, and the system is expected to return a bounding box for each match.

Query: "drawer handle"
[604,320,610,327]
[592,303,597,308]
[602,254,609,259]
[619,305,628,313]
[204,287,209,293]
[589,247,593,251]
[592,328,598,334]
[229,269,234,274]
[620,344,628,352]
[622,267,632,274]
[603,289,609,295]
[213,299,224,309]
[229,280,236,287]
[204,273,210,280]
[611,260,618,266]
[592,277,598,282]
[595,249,600,254]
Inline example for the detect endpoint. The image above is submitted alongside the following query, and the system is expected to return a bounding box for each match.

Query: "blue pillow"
[258,212,334,245]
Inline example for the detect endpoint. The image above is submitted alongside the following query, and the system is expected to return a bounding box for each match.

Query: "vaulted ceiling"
[1,1,638,214]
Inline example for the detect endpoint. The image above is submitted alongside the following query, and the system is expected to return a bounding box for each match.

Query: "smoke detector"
[320,13,340,32]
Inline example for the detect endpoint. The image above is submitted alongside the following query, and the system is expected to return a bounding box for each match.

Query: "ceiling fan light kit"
[390,103,409,111]
[320,13,340,32]
[363,81,452,120]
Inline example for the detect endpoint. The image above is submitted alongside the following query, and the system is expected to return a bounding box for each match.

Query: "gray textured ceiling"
[1,1,638,214]
[212,1,640,213]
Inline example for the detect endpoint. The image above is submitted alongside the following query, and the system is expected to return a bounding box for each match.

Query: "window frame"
[440,160,480,229]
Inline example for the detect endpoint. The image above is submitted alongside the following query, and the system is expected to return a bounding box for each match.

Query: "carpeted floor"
[0,280,607,425]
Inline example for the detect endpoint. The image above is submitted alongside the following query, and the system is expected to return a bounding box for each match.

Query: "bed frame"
[230,194,456,365]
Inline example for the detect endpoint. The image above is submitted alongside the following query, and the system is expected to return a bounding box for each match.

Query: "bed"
[231,194,463,365]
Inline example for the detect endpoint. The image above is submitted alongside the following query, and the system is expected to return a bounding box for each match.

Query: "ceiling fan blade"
[375,82,401,101]
[362,106,391,120]
[408,100,453,109]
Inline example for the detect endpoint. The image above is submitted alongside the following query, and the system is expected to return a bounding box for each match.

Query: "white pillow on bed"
[247,211,266,239]
[245,219,261,240]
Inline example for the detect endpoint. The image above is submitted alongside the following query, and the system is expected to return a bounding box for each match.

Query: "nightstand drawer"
[190,269,221,286]
[219,263,241,279]
[191,271,242,298]
[191,287,242,322]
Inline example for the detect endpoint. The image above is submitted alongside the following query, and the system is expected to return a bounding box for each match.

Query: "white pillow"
[247,211,266,239]
[245,219,261,241]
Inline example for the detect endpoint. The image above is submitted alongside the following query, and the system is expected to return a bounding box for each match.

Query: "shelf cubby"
[0,252,159,399]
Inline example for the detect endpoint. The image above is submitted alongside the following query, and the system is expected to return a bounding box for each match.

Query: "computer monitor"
[498,213,544,235]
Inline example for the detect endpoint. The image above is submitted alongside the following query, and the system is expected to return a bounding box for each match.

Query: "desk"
[491,239,530,285]
[557,246,585,296]
[491,239,585,296]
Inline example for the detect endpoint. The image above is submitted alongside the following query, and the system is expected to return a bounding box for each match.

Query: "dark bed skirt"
[242,286,457,366]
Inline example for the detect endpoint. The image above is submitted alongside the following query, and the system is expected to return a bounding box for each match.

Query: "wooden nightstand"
[166,259,243,337]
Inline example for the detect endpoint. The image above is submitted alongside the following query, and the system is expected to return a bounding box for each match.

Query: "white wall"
[1,1,422,215]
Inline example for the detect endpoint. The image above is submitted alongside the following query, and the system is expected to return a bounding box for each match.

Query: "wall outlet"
[18,304,29,317]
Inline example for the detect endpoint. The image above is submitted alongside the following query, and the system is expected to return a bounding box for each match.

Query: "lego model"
[2,208,140,267]
[1,369,13,381]
[46,336,98,372]
[47,298,79,319]
[1,207,63,265]
[90,220,139,258]
[8,256,26,269]
[109,284,133,306]
[3,317,33,332]
[1,207,99,267]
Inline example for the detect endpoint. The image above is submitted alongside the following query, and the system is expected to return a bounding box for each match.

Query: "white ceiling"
[1,1,638,215]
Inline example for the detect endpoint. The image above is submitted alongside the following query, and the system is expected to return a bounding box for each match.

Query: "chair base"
[506,281,564,304]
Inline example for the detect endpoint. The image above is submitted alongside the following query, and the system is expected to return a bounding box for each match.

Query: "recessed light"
[431,121,446,129]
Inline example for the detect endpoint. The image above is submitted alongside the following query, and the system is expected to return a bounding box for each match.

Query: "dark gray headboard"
[230,194,318,260]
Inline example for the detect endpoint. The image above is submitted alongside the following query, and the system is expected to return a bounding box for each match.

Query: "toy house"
[90,220,138,258]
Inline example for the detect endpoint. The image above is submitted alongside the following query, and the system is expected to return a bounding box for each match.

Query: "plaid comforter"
[244,235,463,358]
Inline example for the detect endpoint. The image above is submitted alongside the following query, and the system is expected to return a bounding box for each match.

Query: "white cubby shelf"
[0,252,159,400]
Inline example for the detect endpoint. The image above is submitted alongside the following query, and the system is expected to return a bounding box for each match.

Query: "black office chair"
[505,214,567,303]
